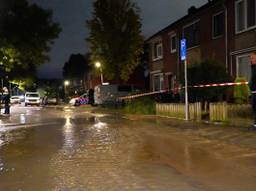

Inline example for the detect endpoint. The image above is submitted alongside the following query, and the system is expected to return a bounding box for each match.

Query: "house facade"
[147,0,256,92]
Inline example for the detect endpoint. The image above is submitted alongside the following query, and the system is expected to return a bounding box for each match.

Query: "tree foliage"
[63,54,90,79]
[0,0,61,76]
[87,0,144,81]
[186,60,231,102]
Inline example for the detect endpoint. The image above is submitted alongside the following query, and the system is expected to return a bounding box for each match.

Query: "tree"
[186,60,231,103]
[63,54,90,79]
[87,0,144,81]
[0,0,61,74]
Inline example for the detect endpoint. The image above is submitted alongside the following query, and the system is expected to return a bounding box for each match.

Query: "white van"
[94,84,132,105]
[25,92,41,106]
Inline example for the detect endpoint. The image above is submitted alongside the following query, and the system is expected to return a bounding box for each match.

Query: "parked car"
[10,96,21,104]
[25,92,41,106]
[41,96,58,105]
[47,97,58,105]
[69,93,89,106]
[19,95,25,102]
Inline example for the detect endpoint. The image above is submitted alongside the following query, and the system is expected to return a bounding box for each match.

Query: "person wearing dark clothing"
[2,88,10,115]
[249,52,256,129]
[88,88,94,105]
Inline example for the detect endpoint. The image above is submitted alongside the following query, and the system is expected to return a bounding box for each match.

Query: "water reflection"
[20,114,26,124]
[0,158,4,172]
[93,118,108,132]
[0,135,3,147]
[62,116,75,153]
[63,106,73,113]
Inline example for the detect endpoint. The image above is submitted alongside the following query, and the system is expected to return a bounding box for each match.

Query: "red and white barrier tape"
[192,81,248,88]
[119,81,249,100]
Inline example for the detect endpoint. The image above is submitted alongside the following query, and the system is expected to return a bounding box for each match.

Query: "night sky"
[32,0,207,79]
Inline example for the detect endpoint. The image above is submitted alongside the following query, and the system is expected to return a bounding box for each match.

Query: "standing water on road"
[0,106,256,191]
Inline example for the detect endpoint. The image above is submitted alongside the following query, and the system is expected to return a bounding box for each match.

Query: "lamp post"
[64,80,70,99]
[95,61,103,85]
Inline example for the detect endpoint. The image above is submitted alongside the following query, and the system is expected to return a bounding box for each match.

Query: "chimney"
[187,6,197,15]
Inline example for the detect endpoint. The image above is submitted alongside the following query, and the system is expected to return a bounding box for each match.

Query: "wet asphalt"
[0,105,256,191]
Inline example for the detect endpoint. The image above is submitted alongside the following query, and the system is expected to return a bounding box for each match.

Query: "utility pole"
[184,59,189,121]
[181,39,189,120]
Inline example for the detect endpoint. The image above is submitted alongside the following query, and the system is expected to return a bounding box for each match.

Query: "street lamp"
[64,80,70,86]
[95,61,104,84]
[64,80,70,99]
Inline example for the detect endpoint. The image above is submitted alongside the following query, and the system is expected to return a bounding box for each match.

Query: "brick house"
[147,0,256,92]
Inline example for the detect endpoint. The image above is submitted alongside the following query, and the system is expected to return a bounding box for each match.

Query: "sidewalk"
[132,115,256,150]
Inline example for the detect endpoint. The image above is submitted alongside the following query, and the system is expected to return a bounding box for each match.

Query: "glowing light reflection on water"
[0,158,4,172]
[20,114,26,124]
[0,138,3,147]
[62,116,74,152]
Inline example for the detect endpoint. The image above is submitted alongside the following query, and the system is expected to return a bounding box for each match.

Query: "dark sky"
[32,0,207,79]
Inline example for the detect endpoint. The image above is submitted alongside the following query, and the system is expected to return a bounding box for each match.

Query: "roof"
[146,0,223,42]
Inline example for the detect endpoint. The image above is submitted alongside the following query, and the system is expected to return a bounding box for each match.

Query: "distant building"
[147,0,256,91]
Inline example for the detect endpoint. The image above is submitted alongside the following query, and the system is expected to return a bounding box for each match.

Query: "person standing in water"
[2,87,10,115]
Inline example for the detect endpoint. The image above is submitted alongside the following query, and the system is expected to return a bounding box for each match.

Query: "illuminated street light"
[64,80,70,86]
[95,61,103,84]
[64,80,70,99]
[95,61,101,68]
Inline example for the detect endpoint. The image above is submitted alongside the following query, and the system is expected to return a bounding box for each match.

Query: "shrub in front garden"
[233,77,250,104]
[124,97,156,115]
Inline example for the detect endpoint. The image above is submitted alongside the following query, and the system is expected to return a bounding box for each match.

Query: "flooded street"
[0,106,256,191]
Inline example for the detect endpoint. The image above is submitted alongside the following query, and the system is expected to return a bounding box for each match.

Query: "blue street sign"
[180,39,186,61]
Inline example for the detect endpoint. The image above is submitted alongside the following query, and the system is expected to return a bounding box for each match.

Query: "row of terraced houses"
[147,0,256,92]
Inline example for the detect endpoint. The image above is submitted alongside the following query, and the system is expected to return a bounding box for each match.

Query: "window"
[167,74,175,90]
[248,0,256,27]
[235,0,256,33]
[170,34,177,53]
[183,20,200,48]
[236,54,251,81]
[153,73,164,91]
[213,12,225,38]
[152,42,163,60]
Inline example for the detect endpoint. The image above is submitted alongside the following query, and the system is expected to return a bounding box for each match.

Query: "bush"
[185,59,231,102]
[233,77,250,104]
[124,97,156,115]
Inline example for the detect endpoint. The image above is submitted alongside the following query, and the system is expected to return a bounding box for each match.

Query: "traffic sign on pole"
[181,39,189,120]
[181,39,186,61]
